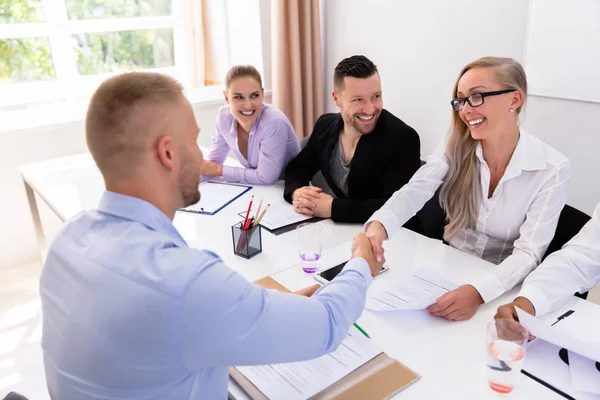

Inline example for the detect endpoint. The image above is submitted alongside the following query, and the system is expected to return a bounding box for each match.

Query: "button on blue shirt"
[40,191,372,399]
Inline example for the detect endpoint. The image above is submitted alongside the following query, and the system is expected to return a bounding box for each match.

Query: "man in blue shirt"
[40,72,383,399]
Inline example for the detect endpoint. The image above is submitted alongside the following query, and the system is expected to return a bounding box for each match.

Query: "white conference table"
[19,152,564,399]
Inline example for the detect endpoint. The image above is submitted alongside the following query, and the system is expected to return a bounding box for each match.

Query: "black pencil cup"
[232,222,262,259]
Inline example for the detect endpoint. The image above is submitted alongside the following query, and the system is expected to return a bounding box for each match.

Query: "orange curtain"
[188,0,221,87]
[271,0,324,139]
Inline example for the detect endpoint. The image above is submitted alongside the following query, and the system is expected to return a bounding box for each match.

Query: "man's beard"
[180,160,201,208]
[349,111,379,134]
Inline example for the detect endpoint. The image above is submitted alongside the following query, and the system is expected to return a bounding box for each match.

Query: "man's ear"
[332,90,339,107]
[156,135,175,171]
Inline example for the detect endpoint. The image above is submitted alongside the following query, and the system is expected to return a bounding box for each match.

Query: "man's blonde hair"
[86,72,184,180]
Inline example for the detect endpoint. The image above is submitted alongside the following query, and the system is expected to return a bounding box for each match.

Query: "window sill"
[0,85,238,134]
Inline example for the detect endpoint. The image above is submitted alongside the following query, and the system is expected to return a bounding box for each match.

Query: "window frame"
[0,0,191,108]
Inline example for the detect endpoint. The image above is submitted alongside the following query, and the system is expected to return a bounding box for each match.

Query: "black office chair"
[542,204,592,300]
[542,204,591,261]
[403,187,446,241]
[2,392,29,400]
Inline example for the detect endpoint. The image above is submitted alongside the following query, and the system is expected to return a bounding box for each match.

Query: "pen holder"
[232,222,262,259]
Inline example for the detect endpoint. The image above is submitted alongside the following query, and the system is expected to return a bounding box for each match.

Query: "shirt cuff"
[340,257,373,286]
[364,208,401,238]
[469,274,506,303]
[517,285,551,317]
[222,165,241,182]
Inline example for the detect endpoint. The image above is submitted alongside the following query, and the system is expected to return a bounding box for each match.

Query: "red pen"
[242,195,254,230]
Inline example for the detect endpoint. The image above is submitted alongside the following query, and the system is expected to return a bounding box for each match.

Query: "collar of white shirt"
[97,190,187,247]
[474,131,548,181]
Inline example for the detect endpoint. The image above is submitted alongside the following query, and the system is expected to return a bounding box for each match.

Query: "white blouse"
[367,131,571,302]
[519,202,600,316]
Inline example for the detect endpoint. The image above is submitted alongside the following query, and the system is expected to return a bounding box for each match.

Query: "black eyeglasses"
[450,89,516,111]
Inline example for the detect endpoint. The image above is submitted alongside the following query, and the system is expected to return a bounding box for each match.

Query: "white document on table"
[238,201,312,230]
[183,181,251,214]
[236,325,381,400]
[365,268,459,312]
[516,308,600,363]
[569,350,600,395]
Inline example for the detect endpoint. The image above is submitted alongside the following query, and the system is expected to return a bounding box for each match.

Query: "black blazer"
[284,109,421,223]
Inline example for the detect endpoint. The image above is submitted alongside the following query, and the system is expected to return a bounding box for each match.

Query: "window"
[0,0,266,113]
[0,0,190,108]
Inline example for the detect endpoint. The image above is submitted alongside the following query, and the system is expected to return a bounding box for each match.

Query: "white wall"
[0,102,224,268]
[323,0,600,215]
[522,96,600,214]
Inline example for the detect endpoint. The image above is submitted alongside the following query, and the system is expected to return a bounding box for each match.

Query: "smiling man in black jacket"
[284,55,421,223]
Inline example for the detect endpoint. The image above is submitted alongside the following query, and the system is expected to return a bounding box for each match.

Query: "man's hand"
[494,297,535,341]
[293,284,321,297]
[365,221,388,262]
[292,186,323,216]
[293,188,333,218]
[311,193,334,218]
[200,160,223,177]
[495,297,536,321]
[426,285,484,321]
[351,233,386,277]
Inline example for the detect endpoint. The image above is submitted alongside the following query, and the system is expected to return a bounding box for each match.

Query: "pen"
[242,195,254,230]
[353,323,370,339]
[254,199,263,222]
[551,310,574,326]
[253,204,270,227]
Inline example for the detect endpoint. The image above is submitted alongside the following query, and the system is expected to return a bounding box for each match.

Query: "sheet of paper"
[185,182,250,214]
[236,326,381,400]
[569,350,600,395]
[365,268,458,312]
[522,340,600,400]
[516,308,600,362]
[238,201,312,230]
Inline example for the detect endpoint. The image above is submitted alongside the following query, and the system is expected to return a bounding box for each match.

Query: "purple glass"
[296,223,323,274]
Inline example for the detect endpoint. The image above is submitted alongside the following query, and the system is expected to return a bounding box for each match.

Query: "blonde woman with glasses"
[365,57,571,321]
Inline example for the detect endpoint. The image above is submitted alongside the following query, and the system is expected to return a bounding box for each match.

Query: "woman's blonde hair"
[439,57,527,242]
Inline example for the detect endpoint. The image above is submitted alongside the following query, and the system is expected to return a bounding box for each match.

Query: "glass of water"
[296,223,323,274]
[486,319,529,394]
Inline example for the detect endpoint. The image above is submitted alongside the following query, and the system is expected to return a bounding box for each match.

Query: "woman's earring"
[509,108,515,113]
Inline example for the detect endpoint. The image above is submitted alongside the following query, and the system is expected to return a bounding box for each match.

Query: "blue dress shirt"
[40,191,372,399]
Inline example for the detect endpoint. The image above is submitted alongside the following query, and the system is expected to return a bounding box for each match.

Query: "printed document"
[236,325,381,400]
[365,268,458,311]
[516,308,600,363]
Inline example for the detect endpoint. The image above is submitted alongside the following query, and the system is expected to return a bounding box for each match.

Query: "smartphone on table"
[314,260,389,284]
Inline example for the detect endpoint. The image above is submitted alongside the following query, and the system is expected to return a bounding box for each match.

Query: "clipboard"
[230,277,421,400]
[180,181,252,215]
[236,203,322,235]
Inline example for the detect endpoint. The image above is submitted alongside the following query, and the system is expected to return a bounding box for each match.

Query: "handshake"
[352,221,388,277]
[294,220,388,297]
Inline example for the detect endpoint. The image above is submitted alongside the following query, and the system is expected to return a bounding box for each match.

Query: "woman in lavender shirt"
[200,65,300,185]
